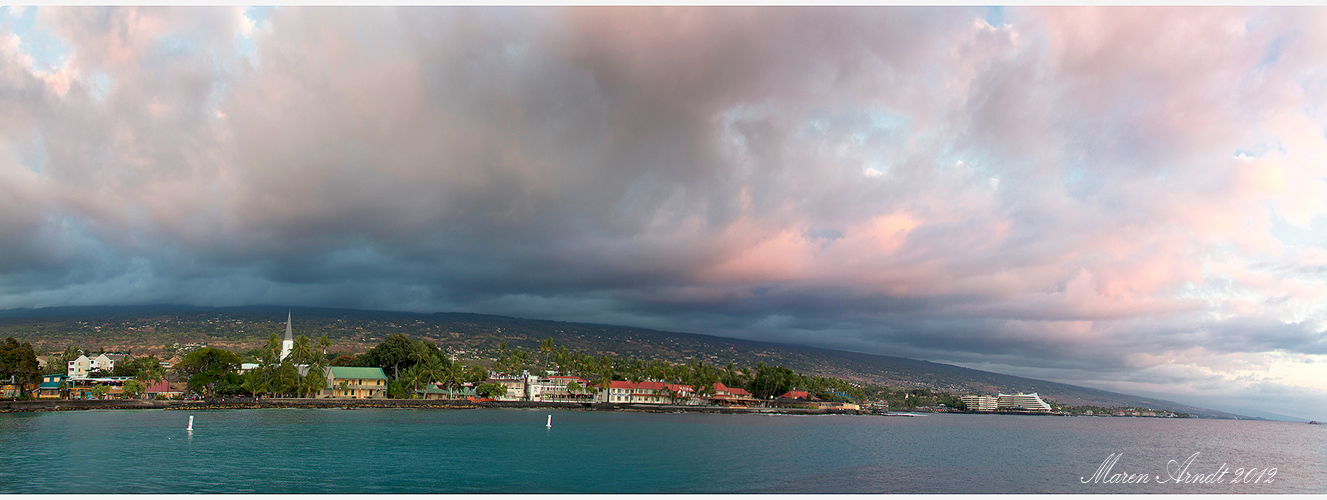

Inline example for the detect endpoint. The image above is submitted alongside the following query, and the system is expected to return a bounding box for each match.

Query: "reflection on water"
[0,409,1322,493]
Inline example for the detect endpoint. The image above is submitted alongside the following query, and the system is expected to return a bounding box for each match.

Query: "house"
[600,381,695,404]
[36,374,67,399]
[320,366,388,399]
[710,382,759,406]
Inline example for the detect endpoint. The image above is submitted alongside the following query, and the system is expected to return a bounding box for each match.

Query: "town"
[0,316,1189,418]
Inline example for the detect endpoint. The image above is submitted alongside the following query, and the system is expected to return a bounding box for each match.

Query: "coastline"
[0,398,867,415]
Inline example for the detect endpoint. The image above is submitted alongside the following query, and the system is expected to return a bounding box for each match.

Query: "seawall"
[1,398,859,415]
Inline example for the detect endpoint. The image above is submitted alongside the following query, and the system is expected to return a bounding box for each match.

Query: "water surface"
[1,409,1322,493]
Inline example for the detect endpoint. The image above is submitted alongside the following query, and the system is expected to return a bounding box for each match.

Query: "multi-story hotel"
[960,395,998,412]
[996,392,1052,412]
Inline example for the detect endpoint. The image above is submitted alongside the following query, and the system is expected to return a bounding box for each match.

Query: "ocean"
[1,408,1323,494]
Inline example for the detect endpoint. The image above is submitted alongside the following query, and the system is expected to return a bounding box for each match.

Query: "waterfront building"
[320,366,388,399]
[420,384,478,400]
[67,377,131,399]
[777,390,817,401]
[996,393,1052,412]
[600,381,695,404]
[0,377,20,398]
[960,395,999,412]
[710,382,759,406]
[36,374,67,399]
[527,375,591,402]
[484,376,530,401]
[145,379,182,399]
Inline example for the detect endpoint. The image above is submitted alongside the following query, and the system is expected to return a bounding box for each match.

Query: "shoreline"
[0,398,868,416]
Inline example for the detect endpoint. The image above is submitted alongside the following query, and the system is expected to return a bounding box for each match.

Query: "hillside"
[0,305,1244,418]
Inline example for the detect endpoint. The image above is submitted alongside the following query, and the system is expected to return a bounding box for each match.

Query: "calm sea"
[0,409,1323,494]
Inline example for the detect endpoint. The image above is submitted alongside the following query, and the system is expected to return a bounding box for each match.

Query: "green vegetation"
[176,347,242,397]
[1,337,41,396]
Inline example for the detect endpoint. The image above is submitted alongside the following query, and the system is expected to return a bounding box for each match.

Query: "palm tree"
[401,364,426,398]
[292,336,314,366]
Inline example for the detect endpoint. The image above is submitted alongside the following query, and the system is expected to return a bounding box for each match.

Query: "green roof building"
[322,366,389,399]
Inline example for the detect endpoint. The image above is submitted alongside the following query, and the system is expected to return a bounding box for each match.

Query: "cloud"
[1,7,1327,418]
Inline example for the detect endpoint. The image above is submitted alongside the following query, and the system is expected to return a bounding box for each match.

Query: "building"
[527,375,591,402]
[67,355,93,378]
[960,395,999,412]
[280,310,294,362]
[145,379,183,399]
[710,382,759,406]
[67,377,131,399]
[67,353,131,378]
[778,390,815,400]
[600,381,695,404]
[0,377,21,398]
[484,376,530,401]
[996,393,1052,412]
[320,366,388,399]
[36,374,67,399]
[420,384,478,400]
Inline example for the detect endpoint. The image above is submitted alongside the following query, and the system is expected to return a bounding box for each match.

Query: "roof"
[714,383,751,396]
[608,380,693,392]
[778,390,816,400]
[328,366,388,380]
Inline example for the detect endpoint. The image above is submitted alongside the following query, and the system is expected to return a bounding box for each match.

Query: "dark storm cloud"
[1,6,1326,417]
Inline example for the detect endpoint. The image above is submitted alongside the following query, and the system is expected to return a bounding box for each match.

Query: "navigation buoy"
[187,415,194,431]
[546,414,552,428]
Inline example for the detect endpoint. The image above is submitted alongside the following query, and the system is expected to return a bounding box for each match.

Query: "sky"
[1,6,1326,420]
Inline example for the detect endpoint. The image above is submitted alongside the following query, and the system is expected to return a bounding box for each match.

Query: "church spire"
[280,309,294,361]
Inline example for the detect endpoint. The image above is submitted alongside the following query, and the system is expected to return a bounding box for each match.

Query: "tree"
[89,384,110,399]
[0,338,40,397]
[400,363,427,398]
[123,379,146,399]
[465,365,488,384]
[476,382,507,399]
[357,334,441,379]
[176,348,242,397]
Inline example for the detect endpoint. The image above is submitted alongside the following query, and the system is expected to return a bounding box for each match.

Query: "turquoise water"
[1,409,1323,493]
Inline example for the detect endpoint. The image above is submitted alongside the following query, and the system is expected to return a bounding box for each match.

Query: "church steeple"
[280,309,294,361]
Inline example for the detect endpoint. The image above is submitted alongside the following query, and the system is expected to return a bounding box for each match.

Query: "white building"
[527,375,591,402]
[960,395,999,412]
[996,393,1052,412]
[67,353,129,379]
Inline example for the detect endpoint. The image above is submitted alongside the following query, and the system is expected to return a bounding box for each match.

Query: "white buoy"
[546,414,551,428]
[187,415,194,431]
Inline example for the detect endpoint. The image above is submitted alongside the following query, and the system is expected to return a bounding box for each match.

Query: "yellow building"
[320,367,388,399]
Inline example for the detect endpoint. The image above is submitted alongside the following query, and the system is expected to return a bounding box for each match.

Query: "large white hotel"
[961,392,1052,412]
